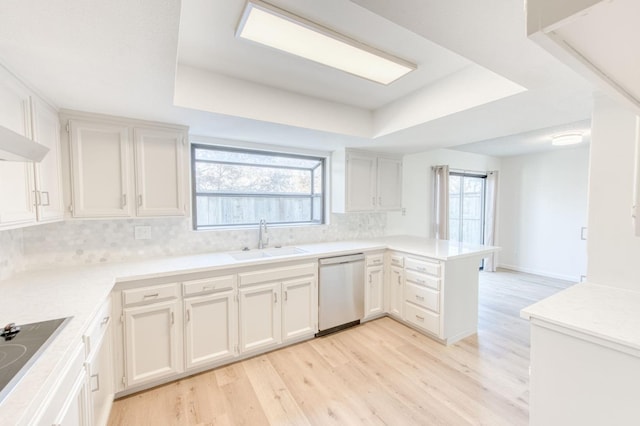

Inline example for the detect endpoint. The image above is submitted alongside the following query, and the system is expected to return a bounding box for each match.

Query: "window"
[192,144,325,229]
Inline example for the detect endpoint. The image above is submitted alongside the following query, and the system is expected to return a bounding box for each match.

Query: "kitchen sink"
[228,246,307,261]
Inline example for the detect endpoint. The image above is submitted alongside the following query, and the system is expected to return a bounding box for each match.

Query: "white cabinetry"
[239,281,281,353]
[282,275,317,341]
[122,284,182,388]
[31,343,89,426]
[65,113,188,218]
[68,120,131,218]
[364,253,385,319]
[238,262,317,355]
[0,65,64,229]
[387,253,404,319]
[84,299,114,426]
[0,67,36,228]
[332,149,402,212]
[31,97,64,222]
[183,275,237,369]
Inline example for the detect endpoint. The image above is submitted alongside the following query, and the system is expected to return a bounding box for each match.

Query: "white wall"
[498,147,589,281]
[586,96,640,290]
[387,148,501,236]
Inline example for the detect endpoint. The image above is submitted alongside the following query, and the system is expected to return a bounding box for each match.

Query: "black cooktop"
[0,317,70,403]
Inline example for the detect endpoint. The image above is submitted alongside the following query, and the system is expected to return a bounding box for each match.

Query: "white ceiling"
[0,0,596,156]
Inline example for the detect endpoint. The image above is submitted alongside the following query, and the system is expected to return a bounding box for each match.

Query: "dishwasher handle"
[319,253,365,265]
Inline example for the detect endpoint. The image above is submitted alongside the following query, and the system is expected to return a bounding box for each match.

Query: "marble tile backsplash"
[0,228,25,280]
[19,213,386,270]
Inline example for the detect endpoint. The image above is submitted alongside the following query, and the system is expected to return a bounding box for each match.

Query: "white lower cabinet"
[388,265,404,318]
[364,254,385,319]
[112,261,317,397]
[238,262,318,355]
[239,282,282,353]
[184,290,237,369]
[123,298,182,388]
[282,276,317,341]
[31,343,89,426]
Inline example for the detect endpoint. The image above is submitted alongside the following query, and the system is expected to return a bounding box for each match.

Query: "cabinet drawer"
[366,253,384,267]
[83,298,112,357]
[183,275,235,296]
[123,283,179,307]
[405,282,439,313]
[239,262,316,286]
[404,302,440,335]
[405,257,441,276]
[389,254,404,267]
[405,270,440,290]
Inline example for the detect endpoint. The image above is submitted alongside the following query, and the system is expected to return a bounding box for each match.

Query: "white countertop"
[0,236,495,424]
[380,235,499,260]
[521,282,640,352]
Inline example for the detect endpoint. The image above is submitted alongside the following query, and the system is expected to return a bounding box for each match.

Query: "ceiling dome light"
[551,133,583,146]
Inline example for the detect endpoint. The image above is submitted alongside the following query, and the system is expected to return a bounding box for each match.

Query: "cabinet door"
[53,367,89,426]
[365,265,385,318]
[69,120,132,217]
[133,127,187,216]
[124,300,182,388]
[31,97,64,223]
[346,152,377,211]
[0,71,36,227]
[388,266,404,318]
[282,276,317,342]
[184,290,237,370]
[239,282,281,353]
[87,327,114,426]
[377,157,402,211]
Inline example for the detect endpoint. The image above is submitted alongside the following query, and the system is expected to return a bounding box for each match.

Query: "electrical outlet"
[134,226,151,240]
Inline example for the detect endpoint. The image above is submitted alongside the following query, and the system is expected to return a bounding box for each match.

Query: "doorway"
[448,172,487,247]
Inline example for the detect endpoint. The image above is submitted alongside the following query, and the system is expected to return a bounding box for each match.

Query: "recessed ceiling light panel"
[236,0,416,85]
[551,133,583,146]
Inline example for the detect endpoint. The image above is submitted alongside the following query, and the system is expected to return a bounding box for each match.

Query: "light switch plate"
[134,226,151,240]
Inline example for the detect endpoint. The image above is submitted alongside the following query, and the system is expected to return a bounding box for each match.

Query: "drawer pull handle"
[415,315,424,321]
[416,279,425,285]
[417,267,426,272]
[284,291,288,301]
[415,295,425,300]
[274,293,278,304]
[202,285,214,291]
[171,312,175,325]
[90,373,100,392]
[143,293,159,298]
[186,309,190,322]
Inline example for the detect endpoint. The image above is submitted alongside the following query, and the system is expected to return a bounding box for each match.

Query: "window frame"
[190,143,327,230]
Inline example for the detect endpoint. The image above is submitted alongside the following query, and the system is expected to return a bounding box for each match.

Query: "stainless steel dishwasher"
[317,253,365,336]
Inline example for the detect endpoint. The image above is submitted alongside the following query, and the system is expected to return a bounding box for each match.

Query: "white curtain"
[484,171,499,271]
[432,165,449,239]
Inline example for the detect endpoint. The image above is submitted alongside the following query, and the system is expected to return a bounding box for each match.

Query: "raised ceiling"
[0,0,596,155]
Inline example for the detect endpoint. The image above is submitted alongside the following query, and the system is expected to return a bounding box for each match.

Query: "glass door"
[449,173,486,247]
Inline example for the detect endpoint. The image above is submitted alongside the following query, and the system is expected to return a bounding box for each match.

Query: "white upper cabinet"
[376,156,403,211]
[526,0,640,115]
[346,152,377,211]
[133,127,186,216]
[31,97,64,223]
[69,119,132,218]
[0,67,36,228]
[332,149,403,213]
[65,113,189,219]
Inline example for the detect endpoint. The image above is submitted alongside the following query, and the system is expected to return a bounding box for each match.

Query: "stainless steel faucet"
[258,219,269,249]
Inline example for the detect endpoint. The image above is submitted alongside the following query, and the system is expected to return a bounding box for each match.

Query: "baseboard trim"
[497,264,580,282]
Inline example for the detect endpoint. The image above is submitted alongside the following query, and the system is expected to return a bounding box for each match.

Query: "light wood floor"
[108,269,574,426]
